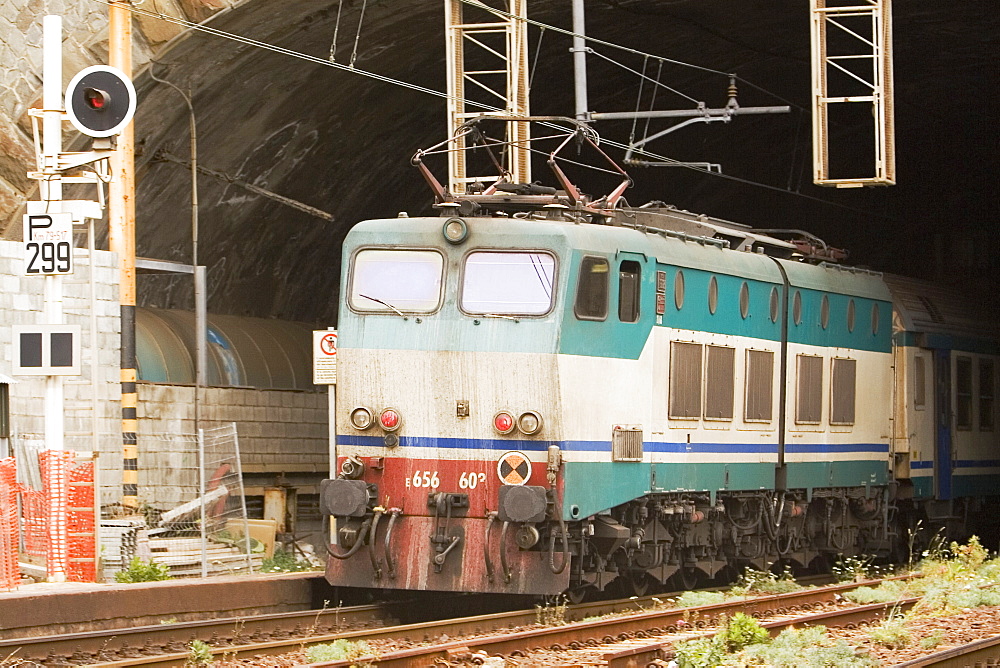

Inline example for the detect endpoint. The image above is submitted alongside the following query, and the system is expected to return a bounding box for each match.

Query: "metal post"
[571,0,589,121]
[41,14,67,583]
[108,0,139,508]
[198,427,206,577]
[148,70,202,434]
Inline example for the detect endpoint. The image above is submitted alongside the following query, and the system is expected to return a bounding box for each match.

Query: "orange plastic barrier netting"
[0,458,19,589]
[67,459,96,582]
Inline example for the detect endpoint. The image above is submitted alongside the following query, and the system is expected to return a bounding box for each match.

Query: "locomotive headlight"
[350,407,374,430]
[379,408,402,431]
[442,217,468,244]
[517,411,543,435]
[493,411,516,435]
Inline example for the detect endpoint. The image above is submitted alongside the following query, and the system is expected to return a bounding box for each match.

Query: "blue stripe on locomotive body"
[337,215,896,520]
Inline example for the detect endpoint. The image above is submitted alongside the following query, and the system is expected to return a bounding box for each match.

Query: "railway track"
[16,573,1000,667]
[1,575,897,667]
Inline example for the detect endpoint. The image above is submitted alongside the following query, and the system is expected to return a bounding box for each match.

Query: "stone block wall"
[0,238,122,506]
[136,383,328,509]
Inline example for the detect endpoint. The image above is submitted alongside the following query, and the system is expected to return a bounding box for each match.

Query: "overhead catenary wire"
[89,0,871,215]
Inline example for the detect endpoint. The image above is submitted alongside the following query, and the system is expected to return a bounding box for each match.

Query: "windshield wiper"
[478,313,520,322]
[358,294,408,319]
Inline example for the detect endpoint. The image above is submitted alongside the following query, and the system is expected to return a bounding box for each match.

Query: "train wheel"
[672,567,700,591]
[566,586,593,605]
[614,572,651,597]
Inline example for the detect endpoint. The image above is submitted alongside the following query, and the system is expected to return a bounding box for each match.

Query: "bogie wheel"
[565,586,593,605]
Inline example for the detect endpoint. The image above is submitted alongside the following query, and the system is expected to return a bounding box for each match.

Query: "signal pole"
[107,0,139,508]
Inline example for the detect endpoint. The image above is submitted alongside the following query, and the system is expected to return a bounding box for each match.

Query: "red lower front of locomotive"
[322,455,570,594]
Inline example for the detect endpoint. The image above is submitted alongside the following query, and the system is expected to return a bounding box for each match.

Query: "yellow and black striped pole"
[108,0,139,508]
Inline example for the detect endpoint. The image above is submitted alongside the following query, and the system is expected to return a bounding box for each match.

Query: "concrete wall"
[136,383,328,508]
[0,238,123,505]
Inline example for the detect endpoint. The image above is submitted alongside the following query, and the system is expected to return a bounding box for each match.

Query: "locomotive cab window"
[575,256,609,320]
[618,260,641,322]
[461,251,556,315]
[913,355,926,409]
[349,248,444,313]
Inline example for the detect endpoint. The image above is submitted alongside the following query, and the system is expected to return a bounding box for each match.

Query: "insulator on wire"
[727,76,738,110]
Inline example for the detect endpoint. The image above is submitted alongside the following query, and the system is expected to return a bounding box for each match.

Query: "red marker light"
[494,412,515,435]
[83,88,109,110]
[379,408,400,431]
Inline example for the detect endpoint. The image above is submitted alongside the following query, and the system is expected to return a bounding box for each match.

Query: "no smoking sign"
[312,330,337,385]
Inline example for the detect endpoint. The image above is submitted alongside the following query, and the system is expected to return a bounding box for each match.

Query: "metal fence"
[122,423,265,578]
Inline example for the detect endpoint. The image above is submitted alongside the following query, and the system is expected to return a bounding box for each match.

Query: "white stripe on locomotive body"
[336,332,891,469]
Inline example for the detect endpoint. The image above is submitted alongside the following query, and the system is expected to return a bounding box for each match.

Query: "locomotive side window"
[795,354,823,424]
[913,355,926,409]
[956,356,973,430]
[674,270,685,310]
[461,251,555,315]
[830,358,857,425]
[745,349,774,422]
[980,359,995,431]
[704,345,735,420]
[669,341,702,419]
[618,260,641,323]
[575,256,609,320]
[349,249,444,313]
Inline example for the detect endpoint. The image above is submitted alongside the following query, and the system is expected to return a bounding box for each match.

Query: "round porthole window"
[674,270,685,310]
[739,282,750,319]
[769,287,779,323]
[821,295,830,330]
[708,276,719,315]
[847,299,856,332]
[793,290,802,325]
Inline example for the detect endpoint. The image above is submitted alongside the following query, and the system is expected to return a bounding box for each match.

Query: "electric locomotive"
[319,118,1000,597]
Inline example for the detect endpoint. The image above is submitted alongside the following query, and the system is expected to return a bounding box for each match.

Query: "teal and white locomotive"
[320,118,1000,597]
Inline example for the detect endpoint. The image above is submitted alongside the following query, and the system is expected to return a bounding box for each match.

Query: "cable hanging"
[87,0,869,213]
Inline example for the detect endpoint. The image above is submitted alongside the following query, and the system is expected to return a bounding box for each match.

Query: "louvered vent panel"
[612,425,643,462]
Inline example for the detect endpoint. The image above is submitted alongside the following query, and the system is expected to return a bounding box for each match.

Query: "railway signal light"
[64,65,136,138]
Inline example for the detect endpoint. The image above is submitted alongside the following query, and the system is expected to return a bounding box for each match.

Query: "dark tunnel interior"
[121,0,998,326]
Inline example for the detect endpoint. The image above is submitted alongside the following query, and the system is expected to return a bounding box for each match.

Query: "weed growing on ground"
[305,639,372,663]
[868,612,911,649]
[535,595,569,625]
[186,639,214,666]
[674,590,727,608]
[918,629,945,650]
[732,625,876,668]
[731,565,801,596]
[260,548,314,573]
[115,556,171,583]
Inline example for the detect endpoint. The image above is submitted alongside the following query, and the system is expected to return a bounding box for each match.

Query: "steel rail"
[94,576,909,667]
[305,593,921,667]
[891,633,1000,667]
[13,575,906,667]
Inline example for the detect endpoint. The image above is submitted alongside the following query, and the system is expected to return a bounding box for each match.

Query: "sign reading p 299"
[23,213,73,275]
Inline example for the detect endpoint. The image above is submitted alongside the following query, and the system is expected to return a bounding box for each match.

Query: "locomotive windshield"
[349,248,444,313]
[461,251,555,315]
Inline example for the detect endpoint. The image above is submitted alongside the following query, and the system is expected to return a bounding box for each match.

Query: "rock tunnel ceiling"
[2,0,997,325]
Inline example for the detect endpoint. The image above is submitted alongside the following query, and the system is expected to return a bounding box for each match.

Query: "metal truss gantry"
[445,0,530,194]
[811,0,895,187]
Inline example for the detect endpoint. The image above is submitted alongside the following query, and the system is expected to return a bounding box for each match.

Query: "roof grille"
[917,295,945,324]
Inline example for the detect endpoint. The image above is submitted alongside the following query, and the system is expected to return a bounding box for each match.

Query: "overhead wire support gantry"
[810,0,895,187]
[445,0,531,194]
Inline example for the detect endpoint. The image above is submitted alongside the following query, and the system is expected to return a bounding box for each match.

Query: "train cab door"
[933,349,953,500]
